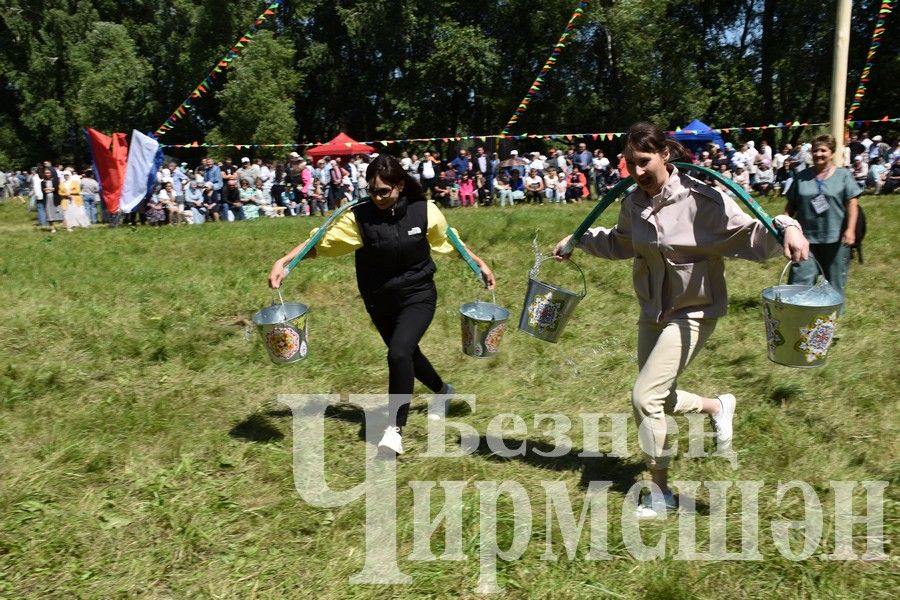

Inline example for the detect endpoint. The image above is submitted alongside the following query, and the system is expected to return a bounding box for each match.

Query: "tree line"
[0,0,897,168]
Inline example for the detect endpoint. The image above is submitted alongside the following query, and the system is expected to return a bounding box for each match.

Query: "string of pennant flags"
[847,0,895,119]
[154,0,283,137]
[499,1,589,136]
[158,116,899,150]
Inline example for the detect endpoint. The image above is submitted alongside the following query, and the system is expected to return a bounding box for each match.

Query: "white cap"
[241,156,250,163]
[288,151,301,160]
[872,135,882,142]
[510,150,518,156]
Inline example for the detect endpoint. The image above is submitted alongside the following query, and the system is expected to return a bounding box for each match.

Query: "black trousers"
[367,294,444,429]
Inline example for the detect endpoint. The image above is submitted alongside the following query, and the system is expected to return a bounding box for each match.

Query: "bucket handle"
[533,255,588,298]
[777,257,828,286]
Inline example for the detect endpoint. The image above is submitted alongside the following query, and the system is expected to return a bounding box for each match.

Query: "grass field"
[0,193,897,599]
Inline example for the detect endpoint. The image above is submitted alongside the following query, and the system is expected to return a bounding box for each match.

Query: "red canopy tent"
[305,132,375,158]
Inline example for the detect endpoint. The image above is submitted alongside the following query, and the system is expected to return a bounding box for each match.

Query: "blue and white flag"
[120,130,163,213]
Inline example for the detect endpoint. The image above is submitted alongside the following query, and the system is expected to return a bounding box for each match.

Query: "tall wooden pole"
[831,0,852,166]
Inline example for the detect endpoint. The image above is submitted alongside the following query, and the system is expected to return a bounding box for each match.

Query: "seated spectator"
[475,171,491,206]
[851,157,868,188]
[775,157,793,195]
[753,160,775,195]
[240,179,259,219]
[732,166,751,192]
[883,158,900,194]
[868,157,887,195]
[508,170,525,204]
[458,172,476,207]
[524,168,544,204]
[202,181,220,221]
[494,176,515,207]
[432,171,454,208]
[145,188,166,227]
[566,165,588,203]
[543,168,561,203]
[185,180,206,224]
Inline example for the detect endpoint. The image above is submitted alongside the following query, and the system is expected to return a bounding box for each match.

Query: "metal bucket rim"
[761,285,843,309]
[252,302,309,326]
[527,276,583,299]
[459,301,510,323]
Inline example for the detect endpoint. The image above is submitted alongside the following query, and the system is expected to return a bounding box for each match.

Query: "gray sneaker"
[428,383,454,421]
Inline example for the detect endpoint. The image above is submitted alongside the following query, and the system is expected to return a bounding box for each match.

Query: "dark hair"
[624,121,689,163]
[366,154,424,201]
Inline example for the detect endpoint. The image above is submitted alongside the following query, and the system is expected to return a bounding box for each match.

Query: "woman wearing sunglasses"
[269,154,496,457]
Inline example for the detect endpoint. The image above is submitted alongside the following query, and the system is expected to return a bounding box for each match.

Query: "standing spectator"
[617,153,629,179]
[449,149,471,179]
[786,134,862,306]
[575,142,593,190]
[30,168,46,227]
[473,146,492,190]
[871,135,889,162]
[593,149,610,195]
[202,157,223,216]
[59,170,90,230]
[172,162,189,208]
[848,132,866,161]
[419,151,439,198]
[357,155,371,199]
[527,152,545,176]
[80,169,100,224]
[40,167,63,232]
[408,154,421,184]
[237,157,260,188]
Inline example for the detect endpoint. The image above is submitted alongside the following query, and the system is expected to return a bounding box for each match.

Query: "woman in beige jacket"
[554,121,809,518]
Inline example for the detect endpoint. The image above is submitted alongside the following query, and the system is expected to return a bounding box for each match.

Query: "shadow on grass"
[229,414,284,443]
[471,435,645,495]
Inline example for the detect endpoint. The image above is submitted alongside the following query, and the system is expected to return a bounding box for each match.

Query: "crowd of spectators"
[4,133,898,231]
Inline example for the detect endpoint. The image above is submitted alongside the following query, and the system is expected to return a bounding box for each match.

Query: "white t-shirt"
[421,161,435,179]
[524,175,542,189]
[593,157,609,171]
[543,174,559,188]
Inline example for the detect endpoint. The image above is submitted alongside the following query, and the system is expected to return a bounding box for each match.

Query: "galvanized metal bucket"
[253,291,310,364]
[460,300,510,358]
[761,261,843,368]
[518,258,587,343]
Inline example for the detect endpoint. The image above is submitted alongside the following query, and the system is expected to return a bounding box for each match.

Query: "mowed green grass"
[0,193,897,599]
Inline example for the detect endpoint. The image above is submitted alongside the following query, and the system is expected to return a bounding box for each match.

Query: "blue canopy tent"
[672,119,725,155]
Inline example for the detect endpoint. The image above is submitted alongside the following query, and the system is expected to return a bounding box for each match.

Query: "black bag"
[844,204,866,263]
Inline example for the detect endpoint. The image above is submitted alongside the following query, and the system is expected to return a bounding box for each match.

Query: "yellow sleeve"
[426,201,458,255]
[309,210,363,257]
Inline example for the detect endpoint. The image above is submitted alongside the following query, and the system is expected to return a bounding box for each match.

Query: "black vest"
[353,196,436,306]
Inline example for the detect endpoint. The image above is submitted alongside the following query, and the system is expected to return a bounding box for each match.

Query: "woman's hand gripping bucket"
[761,260,843,368]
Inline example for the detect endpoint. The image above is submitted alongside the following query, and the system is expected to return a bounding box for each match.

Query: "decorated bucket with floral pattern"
[761,262,842,368]
[252,302,310,364]
[460,301,510,358]
[517,258,587,343]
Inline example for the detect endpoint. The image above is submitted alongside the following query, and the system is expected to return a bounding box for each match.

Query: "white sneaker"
[634,490,678,519]
[377,426,403,455]
[711,393,736,450]
[427,383,454,421]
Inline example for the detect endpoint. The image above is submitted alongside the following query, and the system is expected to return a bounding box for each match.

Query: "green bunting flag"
[847,0,895,120]
[499,1,590,137]
[154,0,284,136]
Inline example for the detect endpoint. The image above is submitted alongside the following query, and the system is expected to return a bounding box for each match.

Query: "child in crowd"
[475,171,491,206]
[309,179,326,216]
[458,172,475,207]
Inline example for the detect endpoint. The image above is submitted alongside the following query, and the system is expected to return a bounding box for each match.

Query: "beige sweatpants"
[633,318,718,470]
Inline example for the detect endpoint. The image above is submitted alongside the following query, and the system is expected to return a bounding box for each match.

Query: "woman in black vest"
[269,154,495,456]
